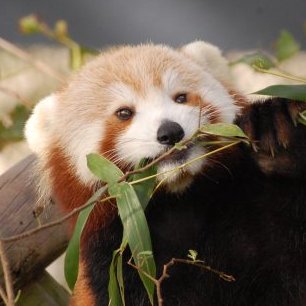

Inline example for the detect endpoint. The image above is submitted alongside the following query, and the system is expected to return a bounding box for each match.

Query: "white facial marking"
[116,87,201,163]
[62,121,105,185]
[162,69,184,93]
[107,82,137,109]
[25,94,57,155]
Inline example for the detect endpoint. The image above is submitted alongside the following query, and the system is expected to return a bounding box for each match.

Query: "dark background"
[1,0,306,51]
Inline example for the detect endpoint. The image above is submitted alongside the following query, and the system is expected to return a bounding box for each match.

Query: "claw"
[269,145,275,158]
[251,142,259,152]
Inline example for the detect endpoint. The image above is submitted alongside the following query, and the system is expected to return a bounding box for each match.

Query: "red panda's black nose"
[157,120,185,146]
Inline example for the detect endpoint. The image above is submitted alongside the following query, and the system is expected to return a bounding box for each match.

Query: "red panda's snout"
[156,120,185,146]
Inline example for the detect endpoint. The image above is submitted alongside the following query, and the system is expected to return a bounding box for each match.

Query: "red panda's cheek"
[99,117,133,170]
[188,93,221,124]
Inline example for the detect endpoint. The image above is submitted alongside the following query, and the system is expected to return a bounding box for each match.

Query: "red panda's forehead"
[59,44,204,119]
[81,45,202,96]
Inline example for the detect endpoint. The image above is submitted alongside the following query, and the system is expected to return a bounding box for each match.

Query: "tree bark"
[0,154,68,297]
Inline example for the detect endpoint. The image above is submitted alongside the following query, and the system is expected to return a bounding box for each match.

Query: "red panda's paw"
[236,98,306,155]
[236,98,306,177]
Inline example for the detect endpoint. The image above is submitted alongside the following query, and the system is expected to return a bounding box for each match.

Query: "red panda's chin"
[156,145,206,193]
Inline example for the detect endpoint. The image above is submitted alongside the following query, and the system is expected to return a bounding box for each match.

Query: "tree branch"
[0,37,64,82]
[128,257,235,306]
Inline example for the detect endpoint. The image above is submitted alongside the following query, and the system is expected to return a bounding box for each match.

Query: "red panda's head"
[25,41,241,208]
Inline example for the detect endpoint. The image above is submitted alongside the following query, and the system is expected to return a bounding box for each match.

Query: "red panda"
[25,41,306,306]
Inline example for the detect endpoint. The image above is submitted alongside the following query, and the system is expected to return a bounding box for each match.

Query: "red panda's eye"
[116,108,134,120]
[174,93,188,104]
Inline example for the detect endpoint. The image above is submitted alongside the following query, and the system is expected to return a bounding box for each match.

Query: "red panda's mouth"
[162,149,189,162]
[158,143,194,165]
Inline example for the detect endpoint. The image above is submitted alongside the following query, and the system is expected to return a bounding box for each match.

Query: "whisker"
[206,157,233,177]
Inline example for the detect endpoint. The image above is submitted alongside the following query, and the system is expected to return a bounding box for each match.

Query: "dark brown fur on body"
[73,98,306,305]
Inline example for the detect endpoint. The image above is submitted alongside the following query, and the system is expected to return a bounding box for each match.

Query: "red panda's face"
[25,42,239,193]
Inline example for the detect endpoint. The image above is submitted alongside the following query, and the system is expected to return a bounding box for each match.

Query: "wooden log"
[0,154,69,296]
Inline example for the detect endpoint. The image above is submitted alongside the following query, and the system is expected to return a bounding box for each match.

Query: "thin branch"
[1,130,244,243]
[118,140,189,182]
[119,130,208,182]
[0,37,64,82]
[128,257,235,306]
[172,258,235,282]
[0,193,115,243]
[0,136,200,243]
[129,140,241,186]
[0,241,15,306]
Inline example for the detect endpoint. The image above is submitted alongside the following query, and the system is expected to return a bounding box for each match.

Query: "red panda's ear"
[180,41,232,84]
[25,94,58,155]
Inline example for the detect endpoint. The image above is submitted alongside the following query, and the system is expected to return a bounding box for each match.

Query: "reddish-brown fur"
[70,261,96,306]
[100,115,134,171]
[47,146,116,236]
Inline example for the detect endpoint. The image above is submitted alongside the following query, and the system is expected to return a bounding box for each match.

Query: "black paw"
[235,98,306,177]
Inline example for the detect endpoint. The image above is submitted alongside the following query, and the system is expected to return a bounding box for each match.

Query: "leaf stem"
[253,66,306,84]
[129,141,241,186]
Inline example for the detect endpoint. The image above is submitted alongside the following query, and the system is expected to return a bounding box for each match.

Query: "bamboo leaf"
[108,238,127,306]
[254,85,306,102]
[108,249,124,306]
[109,182,156,305]
[117,251,125,304]
[232,52,275,69]
[64,186,107,290]
[275,30,300,62]
[130,161,157,210]
[200,123,248,139]
[87,153,123,184]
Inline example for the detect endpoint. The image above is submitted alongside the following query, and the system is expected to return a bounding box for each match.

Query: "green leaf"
[232,52,275,69]
[200,123,248,139]
[0,105,31,148]
[108,239,127,306]
[254,84,306,102]
[108,250,124,306]
[109,182,156,305]
[187,249,198,261]
[275,30,300,62]
[64,186,107,290]
[87,153,123,184]
[174,143,188,151]
[130,161,157,210]
[116,251,125,304]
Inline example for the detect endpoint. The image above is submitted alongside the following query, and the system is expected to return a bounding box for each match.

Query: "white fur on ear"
[24,94,57,155]
[181,41,232,84]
